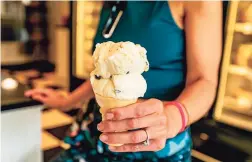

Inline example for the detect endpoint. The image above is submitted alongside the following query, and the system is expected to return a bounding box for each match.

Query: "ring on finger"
[142,129,150,146]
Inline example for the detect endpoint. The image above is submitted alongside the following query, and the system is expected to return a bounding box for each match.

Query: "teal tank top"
[94,1,192,160]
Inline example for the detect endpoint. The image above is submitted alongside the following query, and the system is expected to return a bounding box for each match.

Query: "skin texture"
[25,1,222,152]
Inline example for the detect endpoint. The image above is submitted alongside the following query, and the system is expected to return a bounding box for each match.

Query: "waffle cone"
[95,93,137,146]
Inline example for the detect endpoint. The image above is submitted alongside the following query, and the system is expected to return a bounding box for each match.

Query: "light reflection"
[199,133,209,141]
[1,78,18,90]
[237,96,251,108]
[21,0,31,6]
[235,23,252,35]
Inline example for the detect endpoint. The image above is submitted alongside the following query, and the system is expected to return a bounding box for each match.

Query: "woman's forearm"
[65,80,94,108]
[177,78,217,125]
[179,1,221,126]
[161,78,217,138]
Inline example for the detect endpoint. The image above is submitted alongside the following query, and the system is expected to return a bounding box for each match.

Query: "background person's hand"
[97,99,183,152]
[25,88,71,111]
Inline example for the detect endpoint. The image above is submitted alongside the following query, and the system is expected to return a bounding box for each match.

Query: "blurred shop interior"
[1,1,252,162]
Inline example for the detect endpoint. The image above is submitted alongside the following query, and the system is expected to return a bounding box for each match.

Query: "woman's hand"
[97,99,183,152]
[24,88,71,111]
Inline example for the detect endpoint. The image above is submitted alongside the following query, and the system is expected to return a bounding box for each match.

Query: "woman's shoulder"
[184,1,222,13]
[167,1,185,30]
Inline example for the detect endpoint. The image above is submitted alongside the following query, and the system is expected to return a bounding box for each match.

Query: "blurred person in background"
[25,1,222,162]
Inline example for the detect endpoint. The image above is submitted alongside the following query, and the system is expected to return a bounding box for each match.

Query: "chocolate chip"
[95,75,101,80]
[115,90,121,93]
[126,71,130,74]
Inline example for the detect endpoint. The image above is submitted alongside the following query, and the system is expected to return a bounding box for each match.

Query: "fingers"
[106,99,164,120]
[25,89,42,97]
[32,94,48,103]
[99,126,167,145]
[108,138,166,152]
[24,89,36,97]
[98,113,167,132]
[25,88,53,97]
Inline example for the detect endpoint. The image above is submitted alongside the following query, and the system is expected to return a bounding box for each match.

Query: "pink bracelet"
[166,101,188,133]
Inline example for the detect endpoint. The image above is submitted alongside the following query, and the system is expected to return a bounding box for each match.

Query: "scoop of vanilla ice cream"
[90,73,147,100]
[90,41,149,100]
[92,41,149,78]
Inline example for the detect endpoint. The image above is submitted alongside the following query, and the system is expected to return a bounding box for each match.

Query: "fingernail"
[109,146,116,150]
[106,113,114,120]
[97,123,104,131]
[100,134,108,141]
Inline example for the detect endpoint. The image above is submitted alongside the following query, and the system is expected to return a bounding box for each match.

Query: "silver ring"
[142,129,150,146]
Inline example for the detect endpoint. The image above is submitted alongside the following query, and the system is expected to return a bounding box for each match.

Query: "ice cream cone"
[95,93,137,120]
[95,93,137,146]
[91,41,149,147]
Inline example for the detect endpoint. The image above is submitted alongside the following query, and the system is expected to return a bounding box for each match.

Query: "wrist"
[58,93,75,111]
[65,94,87,110]
[58,98,70,110]
[164,101,189,134]
[163,104,182,138]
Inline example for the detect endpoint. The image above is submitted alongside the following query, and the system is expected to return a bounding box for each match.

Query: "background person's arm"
[25,80,94,111]
[165,1,222,127]
[65,80,94,109]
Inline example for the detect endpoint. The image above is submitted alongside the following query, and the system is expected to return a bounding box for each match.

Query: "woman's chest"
[94,1,185,67]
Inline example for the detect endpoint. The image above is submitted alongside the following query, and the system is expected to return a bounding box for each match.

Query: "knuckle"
[127,118,139,129]
[149,98,156,102]
[135,106,144,117]
[131,132,142,143]
[157,101,164,112]
[114,111,123,120]
[151,98,163,112]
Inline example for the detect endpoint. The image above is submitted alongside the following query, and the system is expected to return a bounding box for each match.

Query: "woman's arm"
[165,1,222,126]
[65,80,94,108]
[181,1,222,123]
[25,80,94,111]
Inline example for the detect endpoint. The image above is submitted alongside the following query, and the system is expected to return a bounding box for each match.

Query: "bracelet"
[166,101,189,133]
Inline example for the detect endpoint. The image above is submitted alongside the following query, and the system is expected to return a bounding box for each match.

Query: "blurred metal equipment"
[214,1,252,132]
[102,1,127,39]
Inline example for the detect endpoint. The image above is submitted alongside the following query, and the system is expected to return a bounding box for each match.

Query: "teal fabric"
[93,1,191,160]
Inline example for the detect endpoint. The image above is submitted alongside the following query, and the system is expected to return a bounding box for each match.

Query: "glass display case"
[72,1,102,79]
[214,1,252,131]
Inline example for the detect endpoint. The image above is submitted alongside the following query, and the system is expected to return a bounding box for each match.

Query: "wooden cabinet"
[214,1,252,132]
